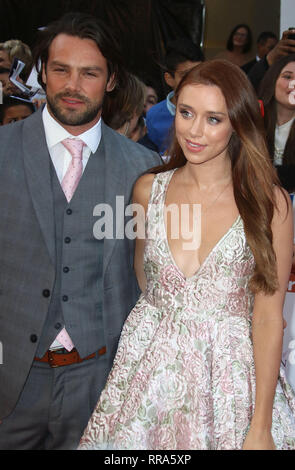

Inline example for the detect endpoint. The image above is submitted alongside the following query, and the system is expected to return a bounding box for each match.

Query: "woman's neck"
[232,45,244,55]
[182,156,232,191]
[276,103,295,126]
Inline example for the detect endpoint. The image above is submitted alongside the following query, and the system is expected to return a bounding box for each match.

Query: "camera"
[288,27,295,40]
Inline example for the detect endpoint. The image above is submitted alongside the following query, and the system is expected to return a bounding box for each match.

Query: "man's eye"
[85,71,97,77]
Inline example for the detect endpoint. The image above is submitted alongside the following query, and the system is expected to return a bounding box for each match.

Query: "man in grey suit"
[0,13,160,449]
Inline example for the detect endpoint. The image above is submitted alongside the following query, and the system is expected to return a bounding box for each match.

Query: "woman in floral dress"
[79,60,295,450]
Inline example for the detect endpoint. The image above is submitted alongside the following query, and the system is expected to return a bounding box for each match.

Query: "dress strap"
[145,170,176,240]
[147,169,176,207]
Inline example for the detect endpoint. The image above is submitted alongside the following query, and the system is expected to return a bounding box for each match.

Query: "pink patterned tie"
[61,138,85,202]
[55,139,85,352]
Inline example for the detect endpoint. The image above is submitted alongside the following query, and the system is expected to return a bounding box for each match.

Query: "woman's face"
[143,86,158,115]
[233,27,248,48]
[275,61,295,111]
[175,83,233,167]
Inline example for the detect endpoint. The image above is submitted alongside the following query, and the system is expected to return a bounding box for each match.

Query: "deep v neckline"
[161,169,241,282]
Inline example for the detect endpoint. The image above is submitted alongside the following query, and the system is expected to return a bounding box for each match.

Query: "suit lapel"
[22,109,56,265]
[101,122,127,278]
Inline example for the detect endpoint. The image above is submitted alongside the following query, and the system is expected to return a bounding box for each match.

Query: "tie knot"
[62,138,85,160]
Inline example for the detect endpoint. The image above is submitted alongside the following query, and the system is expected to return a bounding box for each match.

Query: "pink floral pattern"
[79,170,295,450]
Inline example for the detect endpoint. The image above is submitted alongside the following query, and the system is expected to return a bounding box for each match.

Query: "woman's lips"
[185,140,207,152]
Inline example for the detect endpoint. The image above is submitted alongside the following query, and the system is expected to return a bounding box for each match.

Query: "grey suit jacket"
[0,109,161,419]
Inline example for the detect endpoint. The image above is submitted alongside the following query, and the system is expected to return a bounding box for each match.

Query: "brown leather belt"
[34,346,106,368]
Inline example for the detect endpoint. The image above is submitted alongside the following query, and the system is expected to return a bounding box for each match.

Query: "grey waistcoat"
[36,141,105,358]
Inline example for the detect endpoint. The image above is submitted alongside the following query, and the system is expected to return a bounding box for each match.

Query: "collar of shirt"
[42,104,102,154]
[166,91,176,116]
[42,105,102,183]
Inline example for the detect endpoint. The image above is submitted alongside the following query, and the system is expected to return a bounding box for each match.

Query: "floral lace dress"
[79,169,295,450]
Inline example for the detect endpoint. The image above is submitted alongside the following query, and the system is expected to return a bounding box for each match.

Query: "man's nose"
[65,71,82,91]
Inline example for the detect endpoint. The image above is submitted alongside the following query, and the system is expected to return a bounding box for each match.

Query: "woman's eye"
[179,109,192,118]
[208,116,220,124]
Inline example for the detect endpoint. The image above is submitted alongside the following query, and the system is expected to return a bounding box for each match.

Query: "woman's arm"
[243,188,293,450]
[132,173,155,293]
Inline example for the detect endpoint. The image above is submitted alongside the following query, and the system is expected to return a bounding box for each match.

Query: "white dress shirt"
[42,105,102,350]
[274,117,295,166]
[42,105,102,183]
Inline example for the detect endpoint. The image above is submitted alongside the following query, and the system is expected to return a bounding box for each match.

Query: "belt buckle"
[48,350,59,368]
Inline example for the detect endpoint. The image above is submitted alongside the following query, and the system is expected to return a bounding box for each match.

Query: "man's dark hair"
[0,95,35,123]
[163,38,205,75]
[257,31,277,45]
[33,12,126,91]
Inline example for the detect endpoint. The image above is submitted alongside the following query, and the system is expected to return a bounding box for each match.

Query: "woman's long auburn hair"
[152,59,285,295]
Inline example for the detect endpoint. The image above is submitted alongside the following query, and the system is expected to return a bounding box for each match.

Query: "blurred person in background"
[259,54,295,192]
[102,72,147,141]
[247,28,295,92]
[143,38,204,155]
[242,31,278,74]
[215,23,253,67]
[143,80,158,116]
[1,39,33,81]
[0,95,35,125]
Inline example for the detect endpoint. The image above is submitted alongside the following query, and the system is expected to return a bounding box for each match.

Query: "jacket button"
[55,323,62,330]
[63,267,70,273]
[30,334,38,343]
[66,209,72,215]
[43,289,51,298]
[64,237,71,244]
[62,295,69,302]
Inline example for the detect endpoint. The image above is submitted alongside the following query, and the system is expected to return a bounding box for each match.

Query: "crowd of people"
[0,12,295,451]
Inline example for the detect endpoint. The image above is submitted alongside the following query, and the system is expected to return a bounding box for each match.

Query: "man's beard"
[46,91,103,127]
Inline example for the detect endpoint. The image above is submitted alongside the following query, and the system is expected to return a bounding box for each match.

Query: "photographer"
[248,28,295,91]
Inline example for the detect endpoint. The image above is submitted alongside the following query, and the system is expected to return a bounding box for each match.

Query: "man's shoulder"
[0,108,42,138]
[0,117,26,148]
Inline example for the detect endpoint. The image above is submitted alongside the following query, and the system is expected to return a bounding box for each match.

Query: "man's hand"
[267,29,295,66]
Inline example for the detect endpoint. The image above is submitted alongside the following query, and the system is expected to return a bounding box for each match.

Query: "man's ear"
[106,73,116,93]
[164,72,175,89]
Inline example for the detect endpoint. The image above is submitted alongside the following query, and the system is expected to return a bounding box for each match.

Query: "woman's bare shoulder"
[132,173,156,207]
